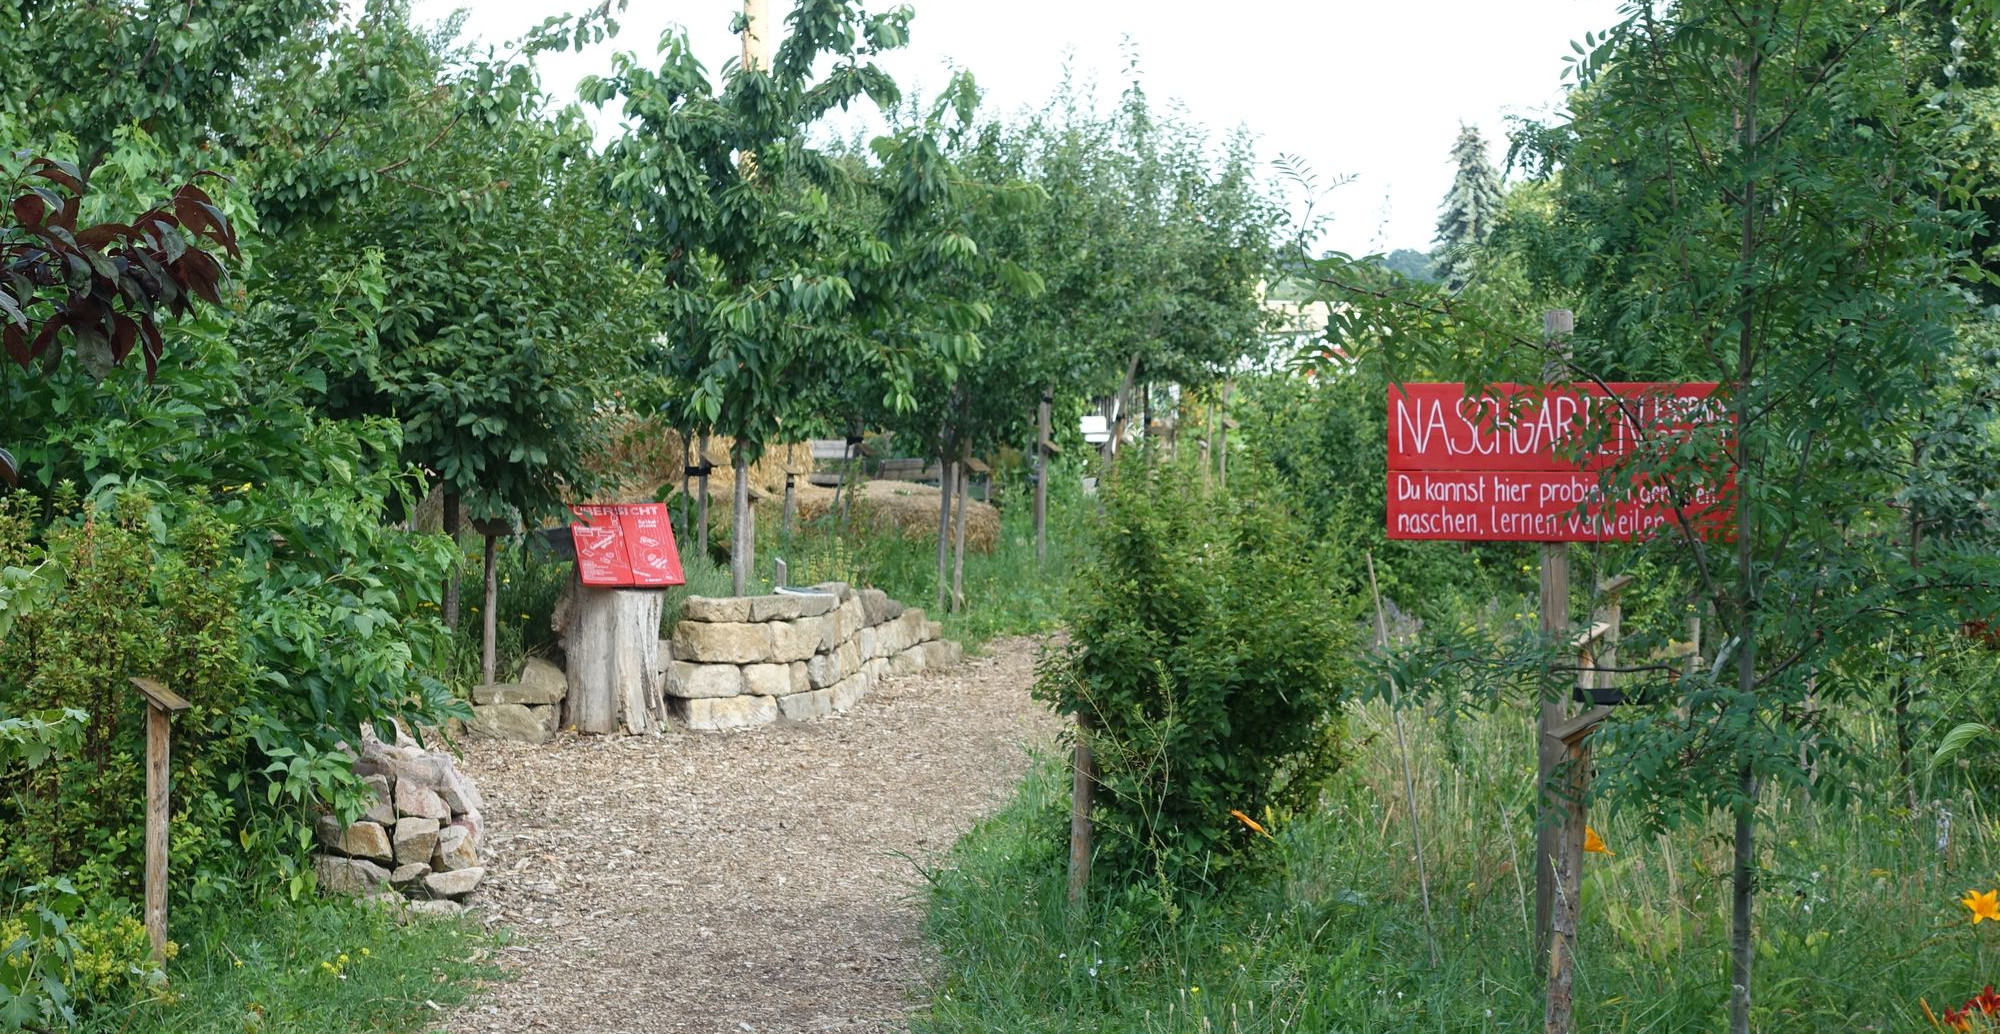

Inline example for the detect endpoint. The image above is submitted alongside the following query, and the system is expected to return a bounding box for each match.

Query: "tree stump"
[566,585,667,735]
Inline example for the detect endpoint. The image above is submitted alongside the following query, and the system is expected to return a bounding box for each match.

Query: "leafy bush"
[1036,457,1353,892]
[1233,368,1525,622]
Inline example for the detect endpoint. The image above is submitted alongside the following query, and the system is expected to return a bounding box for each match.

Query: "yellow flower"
[1962,888,2000,924]
[1230,809,1273,839]
[1584,826,1612,855]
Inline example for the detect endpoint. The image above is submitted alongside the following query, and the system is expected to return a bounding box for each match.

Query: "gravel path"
[450,636,1057,1034]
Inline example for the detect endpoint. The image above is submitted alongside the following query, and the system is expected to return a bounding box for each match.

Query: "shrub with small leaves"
[1036,456,1354,893]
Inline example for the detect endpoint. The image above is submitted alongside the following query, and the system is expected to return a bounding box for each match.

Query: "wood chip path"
[450,636,1057,1034]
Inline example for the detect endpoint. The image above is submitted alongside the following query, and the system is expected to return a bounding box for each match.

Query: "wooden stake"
[1544,706,1609,1034]
[935,454,954,612]
[480,532,499,685]
[1067,712,1094,908]
[440,490,462,629]
[1534,309,1574,963]
[132,677,190,965]
[697,434,711,563]
[951,444,969,613]
[1035,392,1051,564]
[782,472,797,535]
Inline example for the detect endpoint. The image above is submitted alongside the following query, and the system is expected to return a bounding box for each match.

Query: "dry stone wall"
[669,583,962,731]
[462,584,962,739]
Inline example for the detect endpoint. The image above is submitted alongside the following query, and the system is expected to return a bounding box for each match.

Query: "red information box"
[569,504,685,588]
[1386,382,1730,543]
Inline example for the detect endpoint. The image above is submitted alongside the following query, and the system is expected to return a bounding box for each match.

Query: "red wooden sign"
[1386,382,1729,543]
[569,503,685,588]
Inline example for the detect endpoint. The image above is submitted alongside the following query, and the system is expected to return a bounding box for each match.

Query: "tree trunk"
[952,445,970,613]
[1217,379,1232,489]
[1728,767,1758,1034]
[480,532,499,685]
[1727,39,1763,1034]
[441,490,462,630]
[935,455,954,612]
[1104,353,1141,464]
[1035,392,1051,564]
[566,583,666,735]
[731,446,752,596]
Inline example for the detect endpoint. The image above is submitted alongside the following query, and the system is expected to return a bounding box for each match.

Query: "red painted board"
[619,506,685,587]
[1387,382,1723,472]
[571,520,636,586]
[1385,469,1731,543]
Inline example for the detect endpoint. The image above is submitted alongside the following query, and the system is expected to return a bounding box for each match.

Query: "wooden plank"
[1067,714,1094,908]
[130,676,190,713]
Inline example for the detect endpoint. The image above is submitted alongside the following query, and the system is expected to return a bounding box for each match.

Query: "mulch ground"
[449,636,1057,1034]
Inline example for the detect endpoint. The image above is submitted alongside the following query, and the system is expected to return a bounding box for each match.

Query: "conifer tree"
[1432,123,1504,291]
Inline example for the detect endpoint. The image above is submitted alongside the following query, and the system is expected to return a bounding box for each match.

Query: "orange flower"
[1963,889,2000,925]
[1230,809,1273,840]
[1584,826,1612,856]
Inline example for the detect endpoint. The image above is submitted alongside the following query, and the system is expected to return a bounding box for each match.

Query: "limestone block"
[829,596,867,647]
[859,588,894,626]
[361,774,396,826]
[390,862,431,888]
[407,899,465,917]
[831,672,870,712]
[924,621,943,643]
[518,657,569,701]
[864,657,891,682]
[315,815,394,863]
[749,592,836,622]
[925,639,965,669]
[680,595,751,622]
[532,705,559,737]
[393,817,441,866]
[811,581,856,603]
[431,826,478,872]
[743,662,794,698]
[806,645,855,690]
[673,620,774,664]
[778,688,834,721]
[314,854,390,895]
[473,681,564,707]
[675,694,778,732]
[768,617,826,663]
[466,703,552,745]
[423,866,485,900]
[670,662,745,699]
[858,626,881,660]
[875,616,911,656]
[889,646,930,677]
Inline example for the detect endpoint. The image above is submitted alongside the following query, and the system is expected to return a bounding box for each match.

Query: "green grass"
[918,704,2000,1033]
[767,480,1087,649]
[77,897,499,1034]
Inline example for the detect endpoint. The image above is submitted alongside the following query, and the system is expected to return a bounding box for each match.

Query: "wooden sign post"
[1381,313,1731,1034]
[130,677,190,964]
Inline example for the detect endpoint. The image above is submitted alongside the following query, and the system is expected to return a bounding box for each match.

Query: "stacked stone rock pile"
[313,734,489,913]
[670,583,962,731]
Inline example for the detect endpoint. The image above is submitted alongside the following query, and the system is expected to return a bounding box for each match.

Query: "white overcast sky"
[408,0,1627,255]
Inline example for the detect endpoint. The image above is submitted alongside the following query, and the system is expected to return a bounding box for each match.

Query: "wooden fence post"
[1534,309,1575,963]
[1035,391,1052,565]
[1544,705,1611,1034]
[1068,712,1094,909]
[131,677,191,965]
